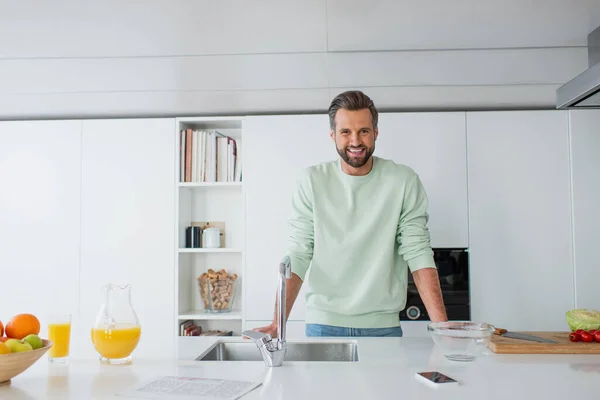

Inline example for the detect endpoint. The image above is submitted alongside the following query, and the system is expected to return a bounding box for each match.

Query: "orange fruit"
[0,320,3,337]
[0,337,8,343]
[5,314,40,340]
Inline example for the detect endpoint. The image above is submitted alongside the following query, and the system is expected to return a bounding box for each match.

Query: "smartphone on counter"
[415,371,459,389]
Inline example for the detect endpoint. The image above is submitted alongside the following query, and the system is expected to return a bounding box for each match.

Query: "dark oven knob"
[406,305,421,320]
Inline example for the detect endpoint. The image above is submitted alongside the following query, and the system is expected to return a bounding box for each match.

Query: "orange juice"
[91,323,141,360]
[48,323,71,358]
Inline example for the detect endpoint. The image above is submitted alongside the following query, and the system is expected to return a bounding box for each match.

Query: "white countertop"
[1,336,600,399]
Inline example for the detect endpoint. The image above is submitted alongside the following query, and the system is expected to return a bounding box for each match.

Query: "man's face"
[330,108,378,169]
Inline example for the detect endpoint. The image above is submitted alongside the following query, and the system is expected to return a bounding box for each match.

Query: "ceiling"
[0,0,599,58]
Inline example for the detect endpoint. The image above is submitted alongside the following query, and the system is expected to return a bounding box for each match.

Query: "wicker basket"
[0,339,52,385]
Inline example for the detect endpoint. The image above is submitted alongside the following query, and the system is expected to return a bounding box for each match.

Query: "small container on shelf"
[185,226,202,248]
[198,269,238,313]
[203,228,221,248]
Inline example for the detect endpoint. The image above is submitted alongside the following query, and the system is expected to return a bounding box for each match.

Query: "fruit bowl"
[0,339,52,386]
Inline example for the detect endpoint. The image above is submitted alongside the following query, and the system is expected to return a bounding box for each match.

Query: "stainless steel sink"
[195,341,359,362]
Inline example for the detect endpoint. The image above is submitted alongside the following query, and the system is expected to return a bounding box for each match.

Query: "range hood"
[556,25,600,109]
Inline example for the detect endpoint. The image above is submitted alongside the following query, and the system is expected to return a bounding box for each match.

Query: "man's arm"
[254,273,303,336]
[397,172,448,322]
[253,170,314,336]
[412,268,447,322]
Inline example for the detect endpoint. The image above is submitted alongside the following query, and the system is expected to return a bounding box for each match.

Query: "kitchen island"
[1,336,599,399]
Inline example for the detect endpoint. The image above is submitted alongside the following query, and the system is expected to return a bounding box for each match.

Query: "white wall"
[1,0,598,119]
[74,119,175,360]
[569,110,600,310]
[466,111,574,331]
[0,121,82,321]
[0,118,175,361]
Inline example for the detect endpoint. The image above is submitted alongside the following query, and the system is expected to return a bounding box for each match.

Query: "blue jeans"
[305,323,403,337]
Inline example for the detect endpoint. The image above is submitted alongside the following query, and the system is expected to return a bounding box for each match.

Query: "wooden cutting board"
[489,331,600,354]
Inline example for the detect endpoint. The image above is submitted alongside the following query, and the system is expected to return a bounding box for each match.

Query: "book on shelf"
[178,320,233,337]
[179,320,202,336]
[180,128,242,183]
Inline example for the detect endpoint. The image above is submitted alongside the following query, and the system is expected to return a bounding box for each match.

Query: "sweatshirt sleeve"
[283,169,315,281]
[396,172,436,273]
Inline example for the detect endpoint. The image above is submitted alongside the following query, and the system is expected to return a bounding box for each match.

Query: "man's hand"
[249,323,278,339]
[412,267,448,322]
[248,272,304,338]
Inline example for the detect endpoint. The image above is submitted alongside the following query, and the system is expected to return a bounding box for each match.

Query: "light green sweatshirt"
[284,156,436,329]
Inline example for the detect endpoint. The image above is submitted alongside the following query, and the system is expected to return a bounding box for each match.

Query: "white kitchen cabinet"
[0,120,81,326]
[243,114,333,321]
[376,112,468,248]
[74,118,175,359]
[467,110,574,331]
[569,110,600,311]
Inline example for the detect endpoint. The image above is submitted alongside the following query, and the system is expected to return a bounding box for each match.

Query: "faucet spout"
[277,256,292,347]
[242,256,292,367]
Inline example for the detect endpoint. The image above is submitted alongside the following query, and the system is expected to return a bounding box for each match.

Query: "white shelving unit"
[174,116,245,337]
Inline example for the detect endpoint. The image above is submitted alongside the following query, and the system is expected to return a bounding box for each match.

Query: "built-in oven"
[399,248,469,321]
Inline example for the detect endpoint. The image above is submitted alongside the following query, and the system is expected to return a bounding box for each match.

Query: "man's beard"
[336,145,374,168]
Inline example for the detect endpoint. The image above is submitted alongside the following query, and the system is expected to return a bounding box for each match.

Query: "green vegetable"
[566,309,600,332]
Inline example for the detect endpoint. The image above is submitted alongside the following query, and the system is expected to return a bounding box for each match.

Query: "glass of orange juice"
[47,314,71,363]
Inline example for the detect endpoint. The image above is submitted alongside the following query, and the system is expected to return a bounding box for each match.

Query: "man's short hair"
[328,90,378,131]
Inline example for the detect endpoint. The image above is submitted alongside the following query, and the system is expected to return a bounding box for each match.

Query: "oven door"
[399,248,470,321]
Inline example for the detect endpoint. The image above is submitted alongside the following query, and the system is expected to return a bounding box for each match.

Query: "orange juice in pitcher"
[91,323,141,360]
[91,284,141,364]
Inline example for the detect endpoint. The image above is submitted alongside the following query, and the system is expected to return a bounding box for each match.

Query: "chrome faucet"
[242,256,292,367]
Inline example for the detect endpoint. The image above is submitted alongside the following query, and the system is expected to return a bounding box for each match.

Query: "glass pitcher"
[91,284,142,365]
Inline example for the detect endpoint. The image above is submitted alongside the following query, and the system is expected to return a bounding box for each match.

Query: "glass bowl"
[428,321,494,362]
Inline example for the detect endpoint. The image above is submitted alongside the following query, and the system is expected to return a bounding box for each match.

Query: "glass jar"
[91,284,142,365]
[198,269,238,313]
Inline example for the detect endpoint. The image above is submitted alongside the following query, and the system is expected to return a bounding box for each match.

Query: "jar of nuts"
[198,269,238,313]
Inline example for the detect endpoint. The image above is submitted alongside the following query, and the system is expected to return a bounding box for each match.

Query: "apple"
[5,338,32,353]
[0,343,10,355]
[22,334,43,350]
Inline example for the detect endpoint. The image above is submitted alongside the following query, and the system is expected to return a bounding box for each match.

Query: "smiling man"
[255,90,447,337]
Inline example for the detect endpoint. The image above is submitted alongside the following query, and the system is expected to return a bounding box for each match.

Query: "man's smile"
[347,147,366,157]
